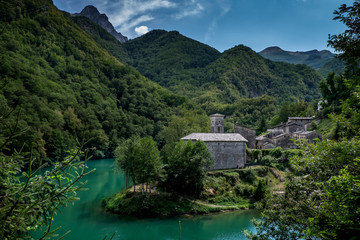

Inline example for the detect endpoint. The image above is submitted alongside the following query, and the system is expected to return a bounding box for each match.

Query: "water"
[35,159,258,240]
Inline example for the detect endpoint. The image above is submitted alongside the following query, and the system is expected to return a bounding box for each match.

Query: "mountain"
[75,5,128,43]
[123,30,221,89]
[0,0,188,161]
[118,30,322,106]
[258,46,334,69]
[317,57,346,77]
[200,45,321,103]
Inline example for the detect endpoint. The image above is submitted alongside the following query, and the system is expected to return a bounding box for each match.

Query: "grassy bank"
[103,166,285,217]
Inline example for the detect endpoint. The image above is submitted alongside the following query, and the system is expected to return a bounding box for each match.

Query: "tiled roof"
[288,117,313,120]
[181,133,247,142]
[209,113,225,117]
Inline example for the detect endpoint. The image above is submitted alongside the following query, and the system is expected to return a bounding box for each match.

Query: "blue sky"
[53,0,353,53]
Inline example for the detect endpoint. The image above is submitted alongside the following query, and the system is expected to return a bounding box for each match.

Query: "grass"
[103,166,286,217]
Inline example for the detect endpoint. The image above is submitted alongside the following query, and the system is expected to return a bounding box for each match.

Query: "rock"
[78,5,128,43]
[205,188,216,196]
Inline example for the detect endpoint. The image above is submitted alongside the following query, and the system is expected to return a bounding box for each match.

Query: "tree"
[245,139,360,240]
[246,3,360,239]
[326,1,360,138]
[163,140,213,197]
[0,110,94,239]
[328,1,360,73]
[319,73,350,115]
[115,136,162,193]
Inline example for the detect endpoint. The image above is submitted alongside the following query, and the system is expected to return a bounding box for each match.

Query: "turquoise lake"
[36,159,258,240]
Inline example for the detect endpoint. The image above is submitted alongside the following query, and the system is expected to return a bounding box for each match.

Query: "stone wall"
[235,125,256,149]
[205,141,246,170]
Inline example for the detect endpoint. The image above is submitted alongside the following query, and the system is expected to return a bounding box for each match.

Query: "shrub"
[270,147,282,158]
[241,169,256,184]
[262,155,276,166]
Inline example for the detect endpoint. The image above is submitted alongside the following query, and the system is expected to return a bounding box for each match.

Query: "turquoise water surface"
[35,159,258,240]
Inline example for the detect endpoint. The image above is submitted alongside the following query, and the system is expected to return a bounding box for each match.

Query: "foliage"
[0,110,93,239]
[330,76,360,138]
[115,136,162,192]
[0,0,189,162]
[78,26,323,113]
[328,1,360,72]
[270,100,315,126]
[319,73,350,115]
[317,57,345,78]
[246,139,360,240]
[259,46,335,69]
[325,1,360,139]
[253,180,266,201]
[163,140,213,197]
[103,189,241,217]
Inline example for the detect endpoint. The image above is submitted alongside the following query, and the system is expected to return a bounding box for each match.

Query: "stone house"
[234,125,256,149]
[181,114,248,170]
[256,117,321,149]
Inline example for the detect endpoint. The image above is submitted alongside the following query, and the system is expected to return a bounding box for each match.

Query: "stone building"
[234,125,256,149]
[210,113,225,133]
[256,117,321,149]
[181,114,248,170]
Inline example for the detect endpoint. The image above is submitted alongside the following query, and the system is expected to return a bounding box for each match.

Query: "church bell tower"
[210,113,225,133]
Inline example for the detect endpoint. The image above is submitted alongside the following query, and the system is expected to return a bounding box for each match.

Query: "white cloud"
[135,26,150,36]
[204,0,230,43]
[174,0,204,20]
[95,0,177,37]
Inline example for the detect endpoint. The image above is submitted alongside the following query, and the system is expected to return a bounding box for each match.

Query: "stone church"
[181,114,248,170]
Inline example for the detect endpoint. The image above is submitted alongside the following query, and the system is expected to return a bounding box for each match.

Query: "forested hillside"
[0,0,189,162]
[258,46,334,69]
[259,46,345,77]
[122,31,323,106]
[74,22,323,107]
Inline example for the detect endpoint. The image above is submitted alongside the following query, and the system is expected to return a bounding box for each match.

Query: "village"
[181,113,321,170]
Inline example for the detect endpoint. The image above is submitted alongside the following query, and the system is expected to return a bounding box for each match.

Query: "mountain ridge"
[74,5,128,43]
[258,46,334,69]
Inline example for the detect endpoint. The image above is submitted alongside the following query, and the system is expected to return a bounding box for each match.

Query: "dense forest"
[246,1,360,239]
[0,0,197,162]
[73,18,323,111]
[1,0,360,239]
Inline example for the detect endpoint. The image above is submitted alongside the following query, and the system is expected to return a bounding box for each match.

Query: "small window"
[218,126,221,132]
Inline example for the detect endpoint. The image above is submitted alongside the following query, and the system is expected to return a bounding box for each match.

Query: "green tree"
[0,111,94,239]
[115,136,162,193]
[245,139,360,240]
[326,1,360,138]
[163,140,213,197]
[328,1,360,73]
[319,73,350,115]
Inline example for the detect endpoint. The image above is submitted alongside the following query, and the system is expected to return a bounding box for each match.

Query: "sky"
[53,0,353,53]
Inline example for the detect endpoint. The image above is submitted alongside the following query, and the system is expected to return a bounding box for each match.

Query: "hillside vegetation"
[74,21,323,109]
[122,31,323,106]
[0,0,190,162]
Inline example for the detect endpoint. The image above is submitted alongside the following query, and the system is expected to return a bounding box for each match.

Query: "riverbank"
[102,190,252,217]
[103,166,285,217]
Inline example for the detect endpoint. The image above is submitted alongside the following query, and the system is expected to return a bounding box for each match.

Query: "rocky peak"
[78,5,128,43]
[80,5,100,16]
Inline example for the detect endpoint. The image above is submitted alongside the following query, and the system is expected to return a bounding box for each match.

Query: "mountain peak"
[78,5,128,43]
[258,46,334,69]
[260,46,284,53]
[80,5,100,16]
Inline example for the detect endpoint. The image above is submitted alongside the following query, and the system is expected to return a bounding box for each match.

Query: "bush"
[262,155,276,166]
[240,169,256,184]
[270,147,282,158]
[253,180,267,201]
